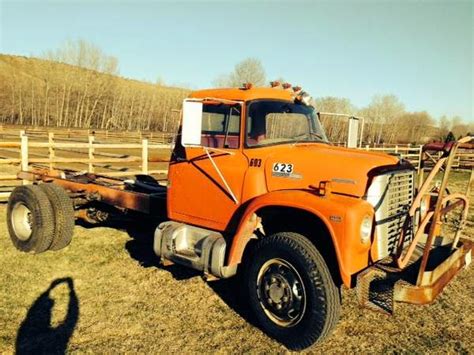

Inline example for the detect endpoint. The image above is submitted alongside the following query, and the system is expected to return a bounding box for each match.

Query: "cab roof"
[189,87,294,103]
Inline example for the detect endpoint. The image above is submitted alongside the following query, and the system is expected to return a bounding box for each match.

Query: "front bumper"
[356,237,472,314]
[394,237,472,305]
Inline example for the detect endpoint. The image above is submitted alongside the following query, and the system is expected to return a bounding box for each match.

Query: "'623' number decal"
[272,162,294,174]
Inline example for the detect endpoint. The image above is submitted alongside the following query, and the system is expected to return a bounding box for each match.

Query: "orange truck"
[6,84,473,350]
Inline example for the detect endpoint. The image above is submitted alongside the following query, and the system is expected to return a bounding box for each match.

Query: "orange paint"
[167,86,402,287]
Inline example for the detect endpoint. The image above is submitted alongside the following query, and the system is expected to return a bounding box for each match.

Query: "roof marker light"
[295,91,313,106]
[282,83,292,89]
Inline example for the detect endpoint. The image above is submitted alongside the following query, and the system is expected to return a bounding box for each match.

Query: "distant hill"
[0,54,189,131]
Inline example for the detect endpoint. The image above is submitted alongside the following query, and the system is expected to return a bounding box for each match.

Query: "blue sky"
[0,0,472,122]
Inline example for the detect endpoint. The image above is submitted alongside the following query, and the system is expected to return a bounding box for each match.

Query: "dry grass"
[0,171,473,353]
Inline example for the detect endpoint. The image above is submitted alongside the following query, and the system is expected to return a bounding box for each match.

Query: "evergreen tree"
[445,131,456,142]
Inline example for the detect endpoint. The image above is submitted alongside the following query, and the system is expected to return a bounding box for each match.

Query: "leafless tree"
[213,58,266,87]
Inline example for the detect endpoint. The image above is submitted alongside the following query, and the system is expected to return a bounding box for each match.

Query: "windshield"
[246,100,328,147]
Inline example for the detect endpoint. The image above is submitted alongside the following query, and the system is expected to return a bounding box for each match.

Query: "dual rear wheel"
[7,184,75,253]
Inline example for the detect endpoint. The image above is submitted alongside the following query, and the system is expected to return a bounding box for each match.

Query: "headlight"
[360,215,373,244]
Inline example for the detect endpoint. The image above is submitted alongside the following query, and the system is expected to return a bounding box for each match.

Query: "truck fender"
[226,190,349,283]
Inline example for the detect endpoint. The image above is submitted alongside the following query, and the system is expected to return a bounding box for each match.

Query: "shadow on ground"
[80,217,258,328]
[124,218,257,327]
[16,277,79,355]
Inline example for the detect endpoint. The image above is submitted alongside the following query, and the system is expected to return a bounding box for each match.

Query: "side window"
[201,104,241,149]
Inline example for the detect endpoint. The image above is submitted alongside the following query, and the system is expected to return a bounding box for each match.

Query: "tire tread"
[40,183,75,250]
[246,232,340,350]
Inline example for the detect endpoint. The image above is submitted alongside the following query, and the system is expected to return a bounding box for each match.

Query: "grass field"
[0,171,473,353]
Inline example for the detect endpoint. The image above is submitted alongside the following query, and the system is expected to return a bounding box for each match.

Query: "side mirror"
[347,117,360,148]
[181,100,203,146]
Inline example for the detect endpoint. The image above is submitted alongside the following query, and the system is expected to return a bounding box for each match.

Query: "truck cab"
[164,85,409,280]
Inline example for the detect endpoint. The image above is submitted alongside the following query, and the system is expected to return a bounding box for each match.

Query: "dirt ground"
[0,172,473,353]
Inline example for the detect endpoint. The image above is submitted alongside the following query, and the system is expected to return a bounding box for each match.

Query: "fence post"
[48,132,55,171]
[88,135,95,173]
[142,139,149,174]
[395,145,399,154]
[365,144,369,151]
[21,134,29,185]
[417,145,423,174]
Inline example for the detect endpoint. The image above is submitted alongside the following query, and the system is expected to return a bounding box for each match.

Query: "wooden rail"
[0,130,172,199]
[0,124,175,144]
[1,128,473,200]
[361,144,424,167]
[359,144,474,169]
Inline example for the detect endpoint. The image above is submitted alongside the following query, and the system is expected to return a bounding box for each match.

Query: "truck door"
[167,101,248,231]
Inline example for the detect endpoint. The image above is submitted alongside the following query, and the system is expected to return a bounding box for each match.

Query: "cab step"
[356,267,395,315]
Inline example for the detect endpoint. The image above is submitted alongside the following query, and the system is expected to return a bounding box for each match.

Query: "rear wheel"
[244,232,340,350]
[39,184,75,250]
[7,185,55,253]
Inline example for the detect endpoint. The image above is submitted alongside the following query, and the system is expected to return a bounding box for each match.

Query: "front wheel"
[244,232,340,350]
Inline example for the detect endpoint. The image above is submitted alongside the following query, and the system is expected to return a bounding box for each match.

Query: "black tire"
[7,185,55,253]
[39,184,75,251]
[244,232,340,350]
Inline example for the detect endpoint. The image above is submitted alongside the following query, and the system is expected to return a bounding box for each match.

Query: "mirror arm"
[202,146,235,156]
[203,147,239,204]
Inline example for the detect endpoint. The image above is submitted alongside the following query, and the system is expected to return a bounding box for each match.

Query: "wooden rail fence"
[0,124,175,144]
[0,130,172,199]
[1,130,473,200]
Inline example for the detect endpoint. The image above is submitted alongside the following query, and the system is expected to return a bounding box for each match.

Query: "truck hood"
[264,143,400,197]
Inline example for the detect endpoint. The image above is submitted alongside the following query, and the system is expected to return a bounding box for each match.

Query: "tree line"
[214,58,472,144]
[0,42,471,144]
[0,41,189,132]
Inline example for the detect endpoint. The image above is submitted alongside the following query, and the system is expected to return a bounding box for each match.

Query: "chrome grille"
[366,170,415,260]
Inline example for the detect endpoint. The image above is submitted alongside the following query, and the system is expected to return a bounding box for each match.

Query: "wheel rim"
[256,258,306,327]
[11,202,33,241]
